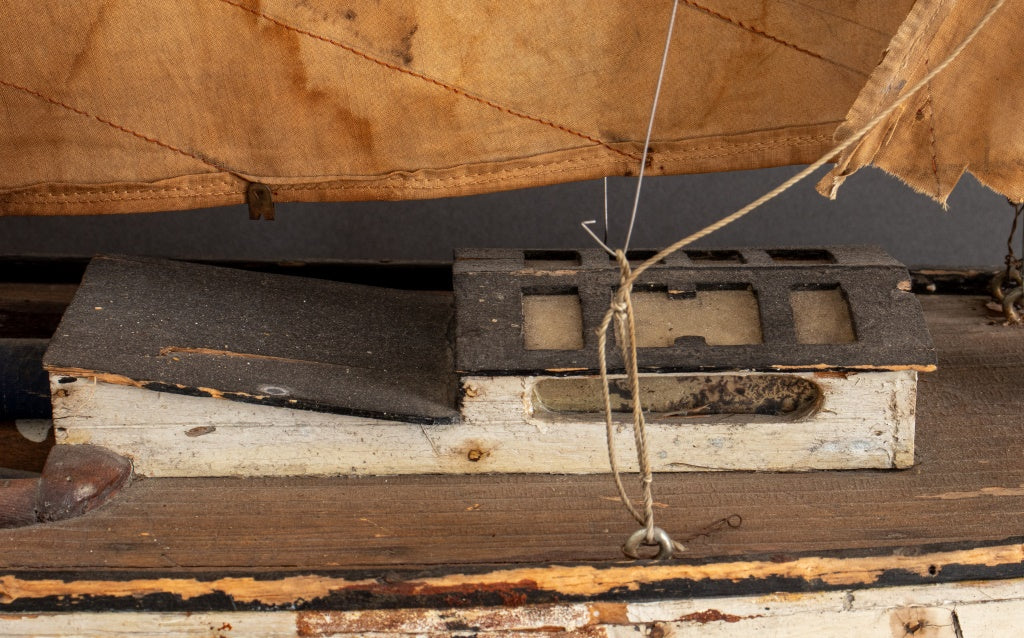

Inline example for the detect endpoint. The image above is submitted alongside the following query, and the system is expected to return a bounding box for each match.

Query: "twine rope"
[1005,199,1024,275]
[597,0,1006,559]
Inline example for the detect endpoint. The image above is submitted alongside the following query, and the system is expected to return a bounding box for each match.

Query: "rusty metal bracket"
[0,445,132,529]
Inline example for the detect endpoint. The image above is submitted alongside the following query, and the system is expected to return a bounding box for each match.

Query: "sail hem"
[0,124,839,216]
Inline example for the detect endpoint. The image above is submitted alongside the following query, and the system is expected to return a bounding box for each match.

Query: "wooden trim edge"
[1,537,1021,612]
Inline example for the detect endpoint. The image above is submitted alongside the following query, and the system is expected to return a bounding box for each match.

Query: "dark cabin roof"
[44,256,458,424]
[453,246,936,375]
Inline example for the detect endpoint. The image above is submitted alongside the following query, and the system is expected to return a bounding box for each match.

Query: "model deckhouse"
[454,246,935,472]
[454,246,934,374]
[44,250,933,477]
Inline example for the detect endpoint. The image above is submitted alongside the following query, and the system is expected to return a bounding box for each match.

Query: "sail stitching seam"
[2,183,239,200]
[271,133,834,189]
[211,0,642,162]
[0,6,845,194]
[2,132,833,204]
[1,192,243,205]
[681,0,868,76]
[0,78,227,172]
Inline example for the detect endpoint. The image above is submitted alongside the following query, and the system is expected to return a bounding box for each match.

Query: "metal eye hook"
[1003,288,1024,323]
[622,527,675,561]
[990,266,1023,302]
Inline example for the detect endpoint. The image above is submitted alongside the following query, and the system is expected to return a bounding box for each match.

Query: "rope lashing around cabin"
[598,252,676,556]
[595,0,1008,560]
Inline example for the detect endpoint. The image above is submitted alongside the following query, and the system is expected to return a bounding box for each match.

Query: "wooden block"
[50,368,915,476]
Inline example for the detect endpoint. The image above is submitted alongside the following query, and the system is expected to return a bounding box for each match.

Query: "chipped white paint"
[2,578,1021,636]
[0,612,295,637]
[954,599,1024,636]
[49,369,916,477]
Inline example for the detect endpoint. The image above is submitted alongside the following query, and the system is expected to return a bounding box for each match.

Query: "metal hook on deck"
[622,527,675,561]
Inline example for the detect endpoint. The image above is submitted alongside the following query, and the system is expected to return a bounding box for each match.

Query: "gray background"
[0,166,1014,268]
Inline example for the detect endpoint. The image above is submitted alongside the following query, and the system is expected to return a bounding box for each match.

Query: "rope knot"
[612,249,632,278]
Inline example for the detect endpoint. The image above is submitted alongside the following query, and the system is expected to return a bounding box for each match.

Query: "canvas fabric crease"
[0,0,1015,215]
[819,0,1024,205]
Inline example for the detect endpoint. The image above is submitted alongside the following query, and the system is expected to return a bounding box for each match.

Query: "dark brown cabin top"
[453,246,936,375]
[43,255,459,424]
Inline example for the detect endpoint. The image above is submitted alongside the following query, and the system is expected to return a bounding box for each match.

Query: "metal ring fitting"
[622,527,675,560]
[992,268,1024,301]
[1003,287,1024,323]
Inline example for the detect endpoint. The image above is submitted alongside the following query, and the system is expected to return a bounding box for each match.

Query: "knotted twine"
[598,0,1008,559]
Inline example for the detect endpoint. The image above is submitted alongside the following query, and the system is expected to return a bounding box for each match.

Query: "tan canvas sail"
[820,0,1024,205]
[0,0,916,215]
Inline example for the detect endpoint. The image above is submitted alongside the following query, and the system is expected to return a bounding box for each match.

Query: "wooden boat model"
[2,0,1024,634]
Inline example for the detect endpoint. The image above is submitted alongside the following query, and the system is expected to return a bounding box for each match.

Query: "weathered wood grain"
[0,296,1019,574]
[50,369,916,475]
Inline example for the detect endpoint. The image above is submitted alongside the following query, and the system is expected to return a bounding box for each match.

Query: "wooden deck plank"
[0,295,1021,572]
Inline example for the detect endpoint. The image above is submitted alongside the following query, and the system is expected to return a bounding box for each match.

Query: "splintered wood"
[1,295,1021,638]
[1,575,1023,636]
